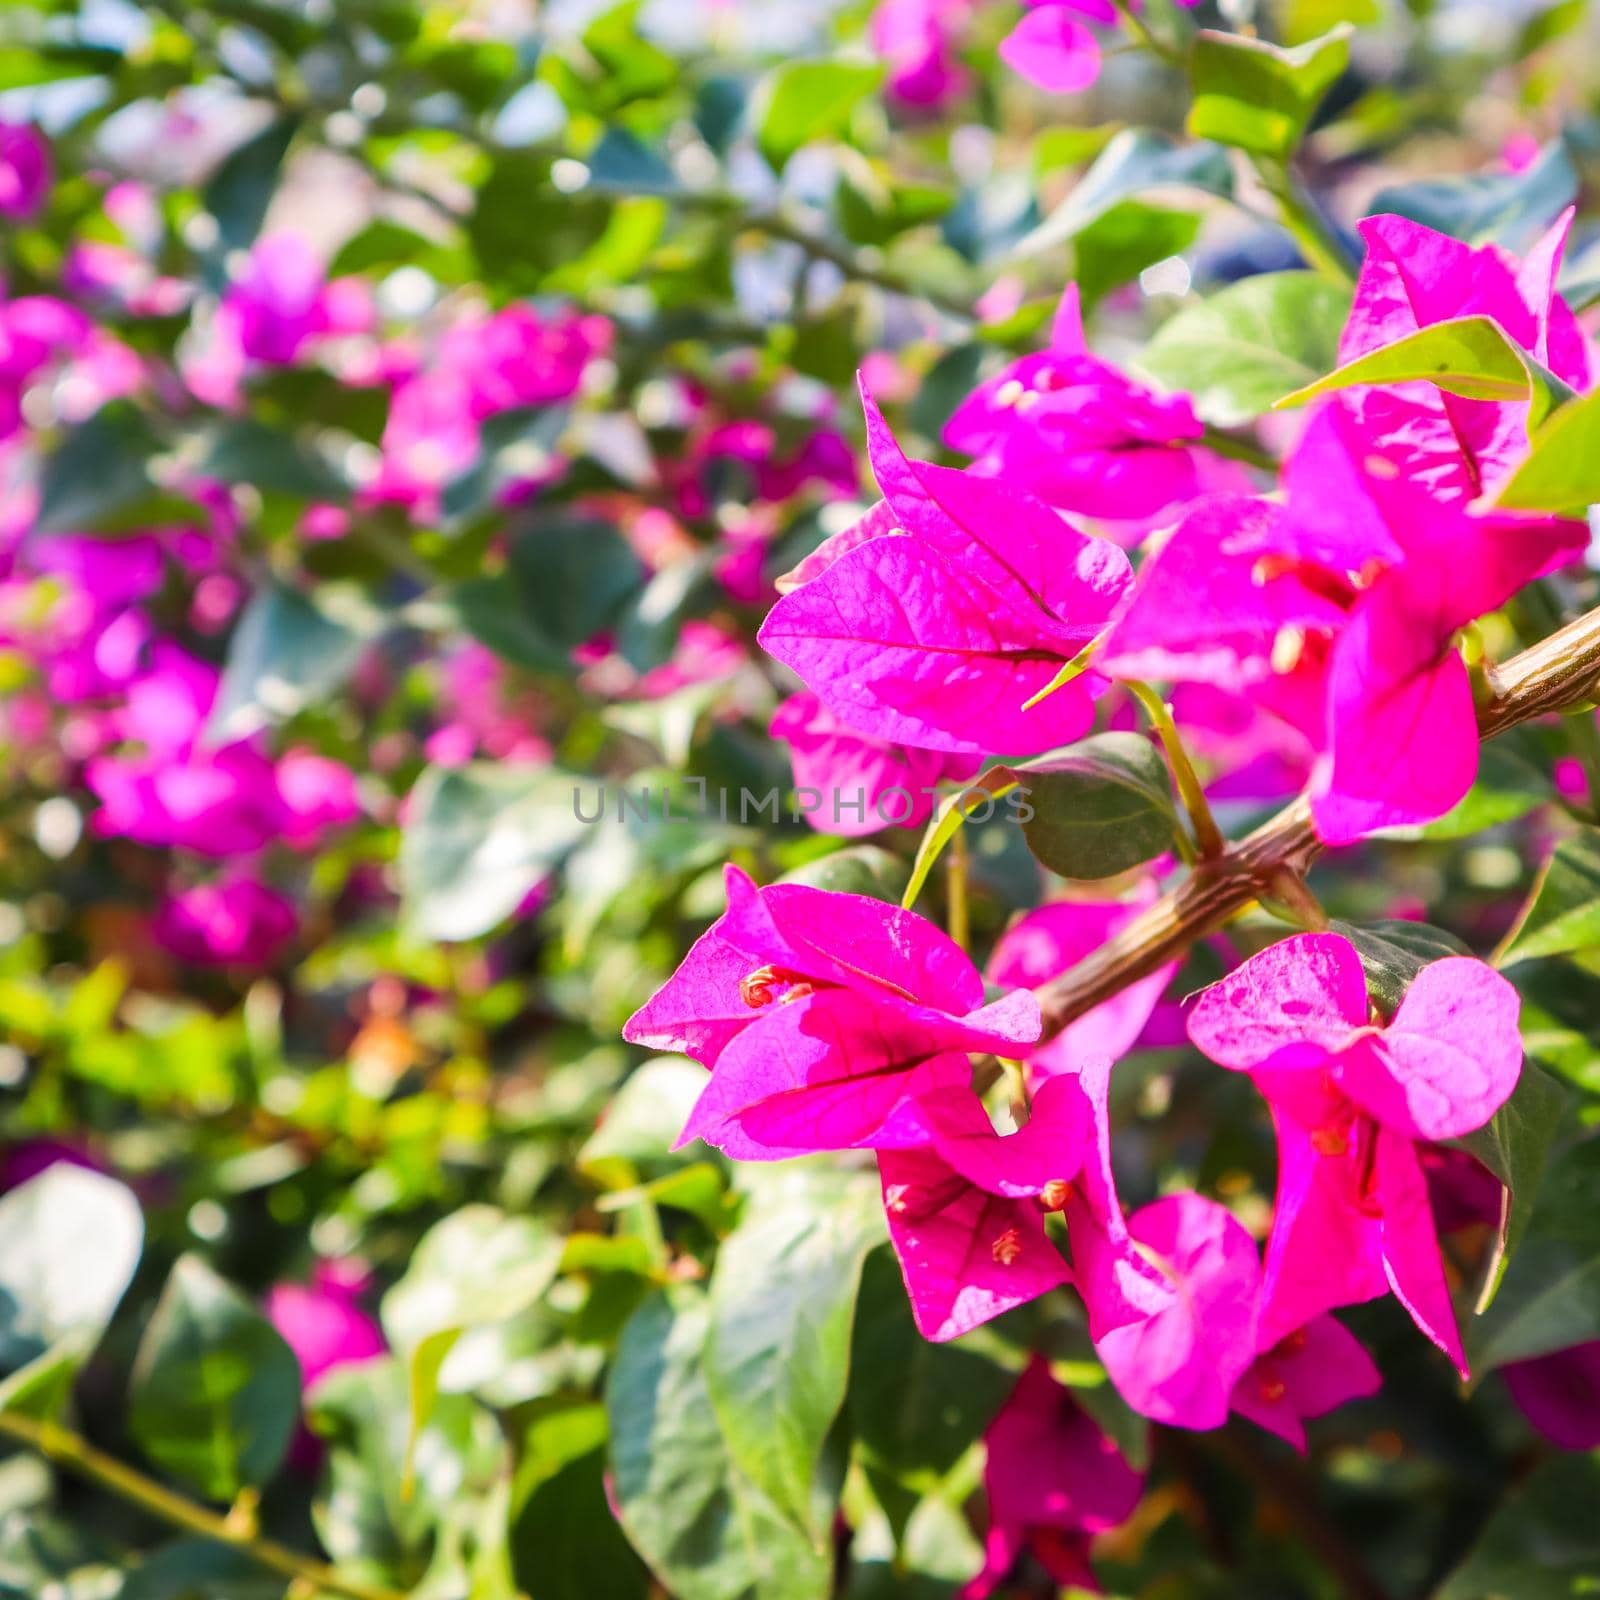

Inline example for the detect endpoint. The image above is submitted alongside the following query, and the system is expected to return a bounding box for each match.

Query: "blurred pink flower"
[154,875,298,967]
[0,123,50,221]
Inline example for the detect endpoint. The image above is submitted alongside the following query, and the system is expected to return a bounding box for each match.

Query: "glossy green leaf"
[1016,733,1181,881]
[1495,829,1600,965]
[1186,26,1352,160]
[1136,271,1350,426]
[1467,1136,1600,1373]
[607,1290,832,1600]
[705,1169,883,1540]
[1495,386,1600,513]
[1331,919,1470,1016]
[128,1256,301,1502]
[1459,1062,1569,1311]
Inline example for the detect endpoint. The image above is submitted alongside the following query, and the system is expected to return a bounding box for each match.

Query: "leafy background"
[1,0,1600,1598]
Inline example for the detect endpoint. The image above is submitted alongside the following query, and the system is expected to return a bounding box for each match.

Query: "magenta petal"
[1311,572,1480,844]
[1230,1314,1381,1450]
[776,499,901,593]
[989,895,1178,1080]
[925,1074,1091,1197]
[1186,933,1370,1073]
[1098,496,1346,689]
[1335,958,1521,1140]
[1375,1125,1467,1377]
[1502,1342,1600,1450]
[998,5,1102,94]
[1094,1193,1261,1431]
[880,1147,1071,1341]
[1050,282,1086,354]
[758,535,1102,754]
[1254,1078,1390,1350]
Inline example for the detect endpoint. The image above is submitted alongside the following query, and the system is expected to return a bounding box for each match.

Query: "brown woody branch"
[1032,602,1600,1040]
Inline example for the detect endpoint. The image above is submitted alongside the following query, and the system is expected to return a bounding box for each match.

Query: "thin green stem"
[1111,0,1182,64]
[946,823,970,950]
[1199,425,1278,473]
[0,1412,407,1600]
[1255,160,1356,288]
[1127,682,1225,860]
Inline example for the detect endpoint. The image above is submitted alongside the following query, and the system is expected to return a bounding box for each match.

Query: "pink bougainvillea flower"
[0,123,51,221]
[759,384,1132,755]
[1502,1343,1600,1450]
[1230,1314,1382,1450]
[879,1084,1080,1342]
[998,4,1103,94]
[944,285,1204,519]
[624,864,1040,1159]
[769,691,980,836]
[1330,210,1591,504]
[154,875,297,967]
[986,889,1179,1078]
[960,1355,1143,1599]
[869,0,973,108]
[1076,1188,1262,1430]
[1188,933,1522,1370]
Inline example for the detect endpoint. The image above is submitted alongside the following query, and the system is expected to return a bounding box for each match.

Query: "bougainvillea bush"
[11,0,1600,1596]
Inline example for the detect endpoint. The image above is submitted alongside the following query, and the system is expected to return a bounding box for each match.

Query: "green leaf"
[706,1170,883,1541]
[1072,202,1200,311]
[0,1167,143,1381]
[1459,1062,1569,1312]
[757,61,884,172]
[1020,128,1235,256]
[440,408,568,524]
[208,581,377,741]
[194,417,348,500]
[1370,139,1577,250]
[448,516,641,672]
[202,118,298,263]
[33,404,195,538]
[1186,26,1352,161]
[128,1256,301,1502]
[1330,919,1470,1016]
[1467,1136,1600,1373]
[583,127,679,194]
[607,1291,832,1600]
[580,1057,711,1176]
[1016,733,1181,881]
[1439,1455,1600,1600]
[382,1207,564,1481]
[1135,271,1350,426]
[1382,740,1552,842]
[847,1251,1015,1488]
[777,846,909,901]
[1273,314,1575,425]
[1495,386,1600,513]
[1495,829,1600,965]
[399,762,590,941]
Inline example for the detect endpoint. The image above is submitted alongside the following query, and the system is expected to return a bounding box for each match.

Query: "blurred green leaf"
[209,580,378,740]
[1136,270,1349,426]
[1371,139,1577,250]
[1021,128,1234,255]
[0,1167,142,1382]
[1439,1455,1600,1598]
[202,118,298,265]
[757,61,884,172]
[399,762,589,941]
[1495,386,1600,513]
[33,404,195,537]
[128,1255,300,1502]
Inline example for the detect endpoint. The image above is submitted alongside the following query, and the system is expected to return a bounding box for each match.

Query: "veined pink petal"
[758,535,1103,755]
[880,1146,1071,1341]
[776,499,901,594]
[1230,1314,1381,1451]
[1186,933,1370,1074]
[1334,957,1521,1140]
[922,1074,1091,1197]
